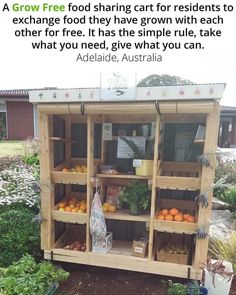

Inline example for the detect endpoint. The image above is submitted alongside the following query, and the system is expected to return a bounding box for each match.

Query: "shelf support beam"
[148,113,161,261]
[194,102,220,268]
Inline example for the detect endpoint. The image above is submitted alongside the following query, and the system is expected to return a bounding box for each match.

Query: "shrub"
[0,209,41,267]
[218,186,236,211]
[22,138,40,166]
[0,156,22,172]
[214,159,236,196]
[209,232,236,272]
[0,254,69,295]
[0,162,40,209]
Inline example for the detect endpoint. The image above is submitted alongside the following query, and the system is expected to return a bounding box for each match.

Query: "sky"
[0,0,236,106]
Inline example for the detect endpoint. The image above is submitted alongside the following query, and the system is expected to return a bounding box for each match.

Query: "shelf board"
[50,137,79,144]
[96,174,151,180]
[109,240,133,256]
[104,209,150,222]
[51,210,87,224]
[153,219,197,235]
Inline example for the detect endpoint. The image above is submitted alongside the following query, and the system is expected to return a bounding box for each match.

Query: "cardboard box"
[156,233,190,265]
[92,232,112,254]
[132,237,148,258]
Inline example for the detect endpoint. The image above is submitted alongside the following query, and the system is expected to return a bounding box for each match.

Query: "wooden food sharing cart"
[30,83,225,280]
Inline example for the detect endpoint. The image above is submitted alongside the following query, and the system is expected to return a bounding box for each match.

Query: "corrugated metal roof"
[221,105,236,111]
[0,89,29,97]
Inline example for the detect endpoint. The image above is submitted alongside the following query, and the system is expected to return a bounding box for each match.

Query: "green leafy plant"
[209,232,236,272]
[187,281,201,295]
[218,186,236,211]
[120,181,150,215]
[161,280,187,295]
[0,209,41,267]
[121,137,154,159]
[0,254,69,295]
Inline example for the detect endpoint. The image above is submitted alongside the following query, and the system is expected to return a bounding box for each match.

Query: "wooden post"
[86,115,94,252]
[148,114,160,261]
[194,103,220,268]
[39,113,54,250]
[65,116,72,196]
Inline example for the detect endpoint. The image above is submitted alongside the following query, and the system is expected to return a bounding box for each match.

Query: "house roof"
[0,89,29,98]
[221,105,236,112]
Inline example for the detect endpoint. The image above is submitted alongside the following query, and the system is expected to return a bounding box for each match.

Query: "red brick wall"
[6,101,34,140]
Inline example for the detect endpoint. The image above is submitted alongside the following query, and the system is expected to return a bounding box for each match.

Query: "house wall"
[6,101,34,140]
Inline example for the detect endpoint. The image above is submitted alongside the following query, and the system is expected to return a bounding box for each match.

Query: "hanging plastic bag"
[90,188,107,241]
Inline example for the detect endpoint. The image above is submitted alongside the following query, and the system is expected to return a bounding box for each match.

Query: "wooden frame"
[38,100,220,280]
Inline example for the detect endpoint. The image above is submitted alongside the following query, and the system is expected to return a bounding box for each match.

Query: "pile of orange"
[155,208,195,223]
[62,165,87,173]
[57,198,87,213]
[102,202,117,213]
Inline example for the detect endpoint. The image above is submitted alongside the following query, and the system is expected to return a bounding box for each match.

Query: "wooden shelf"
[96,174,151,180]
[153,219,197,235]
[104,209,150,222]
[51,210,87,224]
[50,137,79,143]
[52,159,87,185]
[156,176,201,190]
[109,240,133,256]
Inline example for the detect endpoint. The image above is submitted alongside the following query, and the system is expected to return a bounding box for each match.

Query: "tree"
[137,74,194,87]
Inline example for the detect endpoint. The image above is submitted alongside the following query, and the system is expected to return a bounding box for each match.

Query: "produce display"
[102,202,117,213]
[64,241,86,252]
[61,165,87,173]
[159,243,188,255]
[155,208,196,223]
[56,198,87,213]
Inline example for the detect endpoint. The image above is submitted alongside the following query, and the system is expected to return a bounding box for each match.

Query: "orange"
[160,209,169,216]
[62,168,69,172]
[69,204,75,209]
[58,207,65,212]
[165,214,174,221]
[71,208,77,213]
[103,202,110,208]
[157,214,165,220]
[77,209,85,213]
[80,203,87,212]
[102,206,108,213]
[169,208,179,216]
[58,202,66,209]
[108,205,116,213]
[174,214,184,222]
[187,216,195,223]
[183,214,191,220]
[64,206,71,212]
[68,200,76,205]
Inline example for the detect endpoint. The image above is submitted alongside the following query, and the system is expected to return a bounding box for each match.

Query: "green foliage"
[161,280,187,295]
[214,159,236,196]
[0,162,40,209]
[218,186,236,210]
[0,209,41,267]
[187,281,200,295]
[22,138,40,166]
[120,181,150,212]
[0,156,23,172]
[121,137,154,159]
[137,74,194,87]
[23,154,39,165]
[209,232,236,272]
[0,254,69,295]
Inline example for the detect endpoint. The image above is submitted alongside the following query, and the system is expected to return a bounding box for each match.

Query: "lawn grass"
[0,141,23,157]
